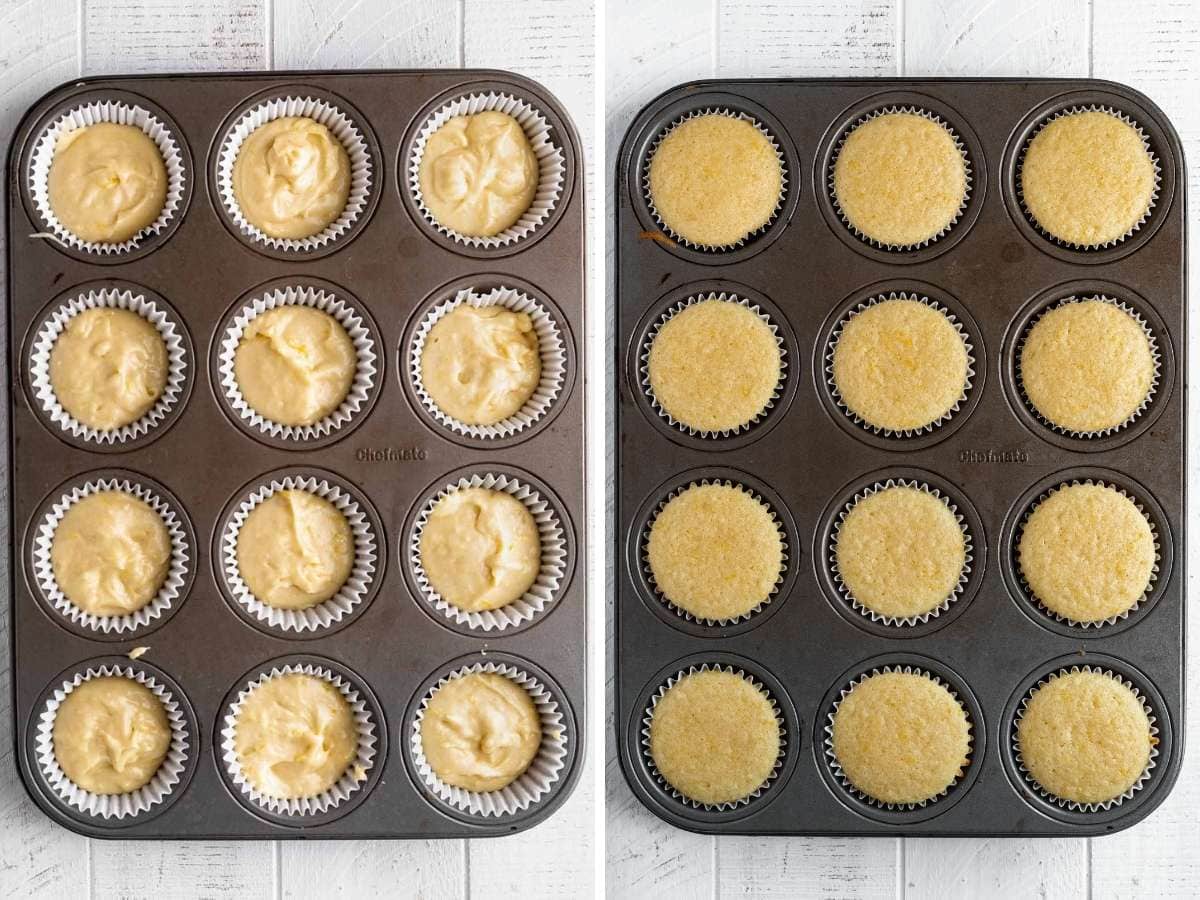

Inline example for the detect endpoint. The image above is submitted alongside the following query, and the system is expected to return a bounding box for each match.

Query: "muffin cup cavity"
[1012,664,1159,813]
[1016,105,1161,252]
[220,662,378,819]
[640,662,787,812]
[215,94,374,253]
[827,105,973,252]
[27,99,186,256]
[828,478,972,627]
[825,291,976,440]
[28,286,190,447]
[408,91,566,249]
[642,107,788,253]
[216,283,378,445]
[408,471,567,633]
[218,473,380,634]
[409,660,568,818]
[640,291,787,439]
[409,285,566,440]
[35,663,192,820]
[1014,295,1162,440]
[31,474,192,636]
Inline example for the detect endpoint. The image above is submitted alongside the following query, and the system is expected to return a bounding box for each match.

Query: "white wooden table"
[0,1,596,897]
[605,1,1200,897]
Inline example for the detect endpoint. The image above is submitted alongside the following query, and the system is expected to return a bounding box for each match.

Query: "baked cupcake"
[233,306,356,427]
[232,116,351,240]
[649,668,780,806]
[647,113,783,248]
[1018,483,1155,623]
[420,672,541,792]
[647,297,781,434]
[834,484,966,621]
[51,491,172,618]
[1020,299,1156,434]
[831,297,969,433]
[1017,669,1154,806]
[1020,109,1156,247]
[49,308,168,431]
[647,482,783,622]
[833,111,967,247]
[830,670,970,806]
[47,123,167,244]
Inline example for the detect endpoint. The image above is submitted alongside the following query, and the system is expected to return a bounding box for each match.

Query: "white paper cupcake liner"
[29,287,189,445]
[829,479,972,627]
[221,663,377,817]
[217,284,377,441]
[410,285,566,439]
[410,661,567,817]
[826,292,975,438]
[641,663,786,811]
[27,100,186,255]
[216,95,373,252]
[828,105,973,251]
[824,664,973,811]
[642,106,788,252]
[1016,105,1161,251]
[32,476,190,634]
[1015,478,1161,629]
[1015,296,1161,439]
[35,664,190,820]
[641,478,787,627]
[1013,665,1159,812]
[220,474,378,633]
[409,472,566,632]
[408,91,565,249]
[640,292,786,439]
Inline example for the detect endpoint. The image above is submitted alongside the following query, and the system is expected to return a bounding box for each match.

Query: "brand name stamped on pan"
[356,446,428,462]
[959,449,1030,464]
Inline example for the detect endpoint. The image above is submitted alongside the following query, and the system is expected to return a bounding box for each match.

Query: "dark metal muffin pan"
[614,78,1185,837]
[7,69,584,839]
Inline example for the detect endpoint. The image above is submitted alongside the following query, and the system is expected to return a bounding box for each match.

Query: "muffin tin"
[6,69,584,839]
[615,78,1185,836]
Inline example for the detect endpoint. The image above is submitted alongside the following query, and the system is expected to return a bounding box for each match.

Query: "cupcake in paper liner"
[216,95,373,252]
[641,292,786,438]
[642,107,787,251]
[32,475,191,634]
[221,662,377,818]
[410,660,568,817]
[29,287,189,446]
[829,105,972,251]
[1015,479,1160,629]
[826,292,975,438]
[35,663,191,820]
[824,665,973,810]
[217,284,377,442]
[829,478,972,627]
[1016,296,1161,439]
[410,285,566,440]
[641,663,785,811]
[1017,105,1161,251]
[410,472,566,632]
[220,474,378,633]
[27,99,186,255]
[408,91,566,249]
[1013,665,1159,812]
[641,478,787,627]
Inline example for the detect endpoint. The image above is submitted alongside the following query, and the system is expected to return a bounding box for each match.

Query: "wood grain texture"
[719,837,897,898]
[83,0,265,72]
[281,841,465,899]
[273,0,459,69]
[90,842,277,899]
[904,838,1087,900]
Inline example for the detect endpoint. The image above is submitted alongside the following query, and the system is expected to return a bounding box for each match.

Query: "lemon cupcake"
[1020,299,1157,435]
[647,113,784,248]
[1017,482,1156,624]
[1020,109,1157,248]
[833,110,968,248]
